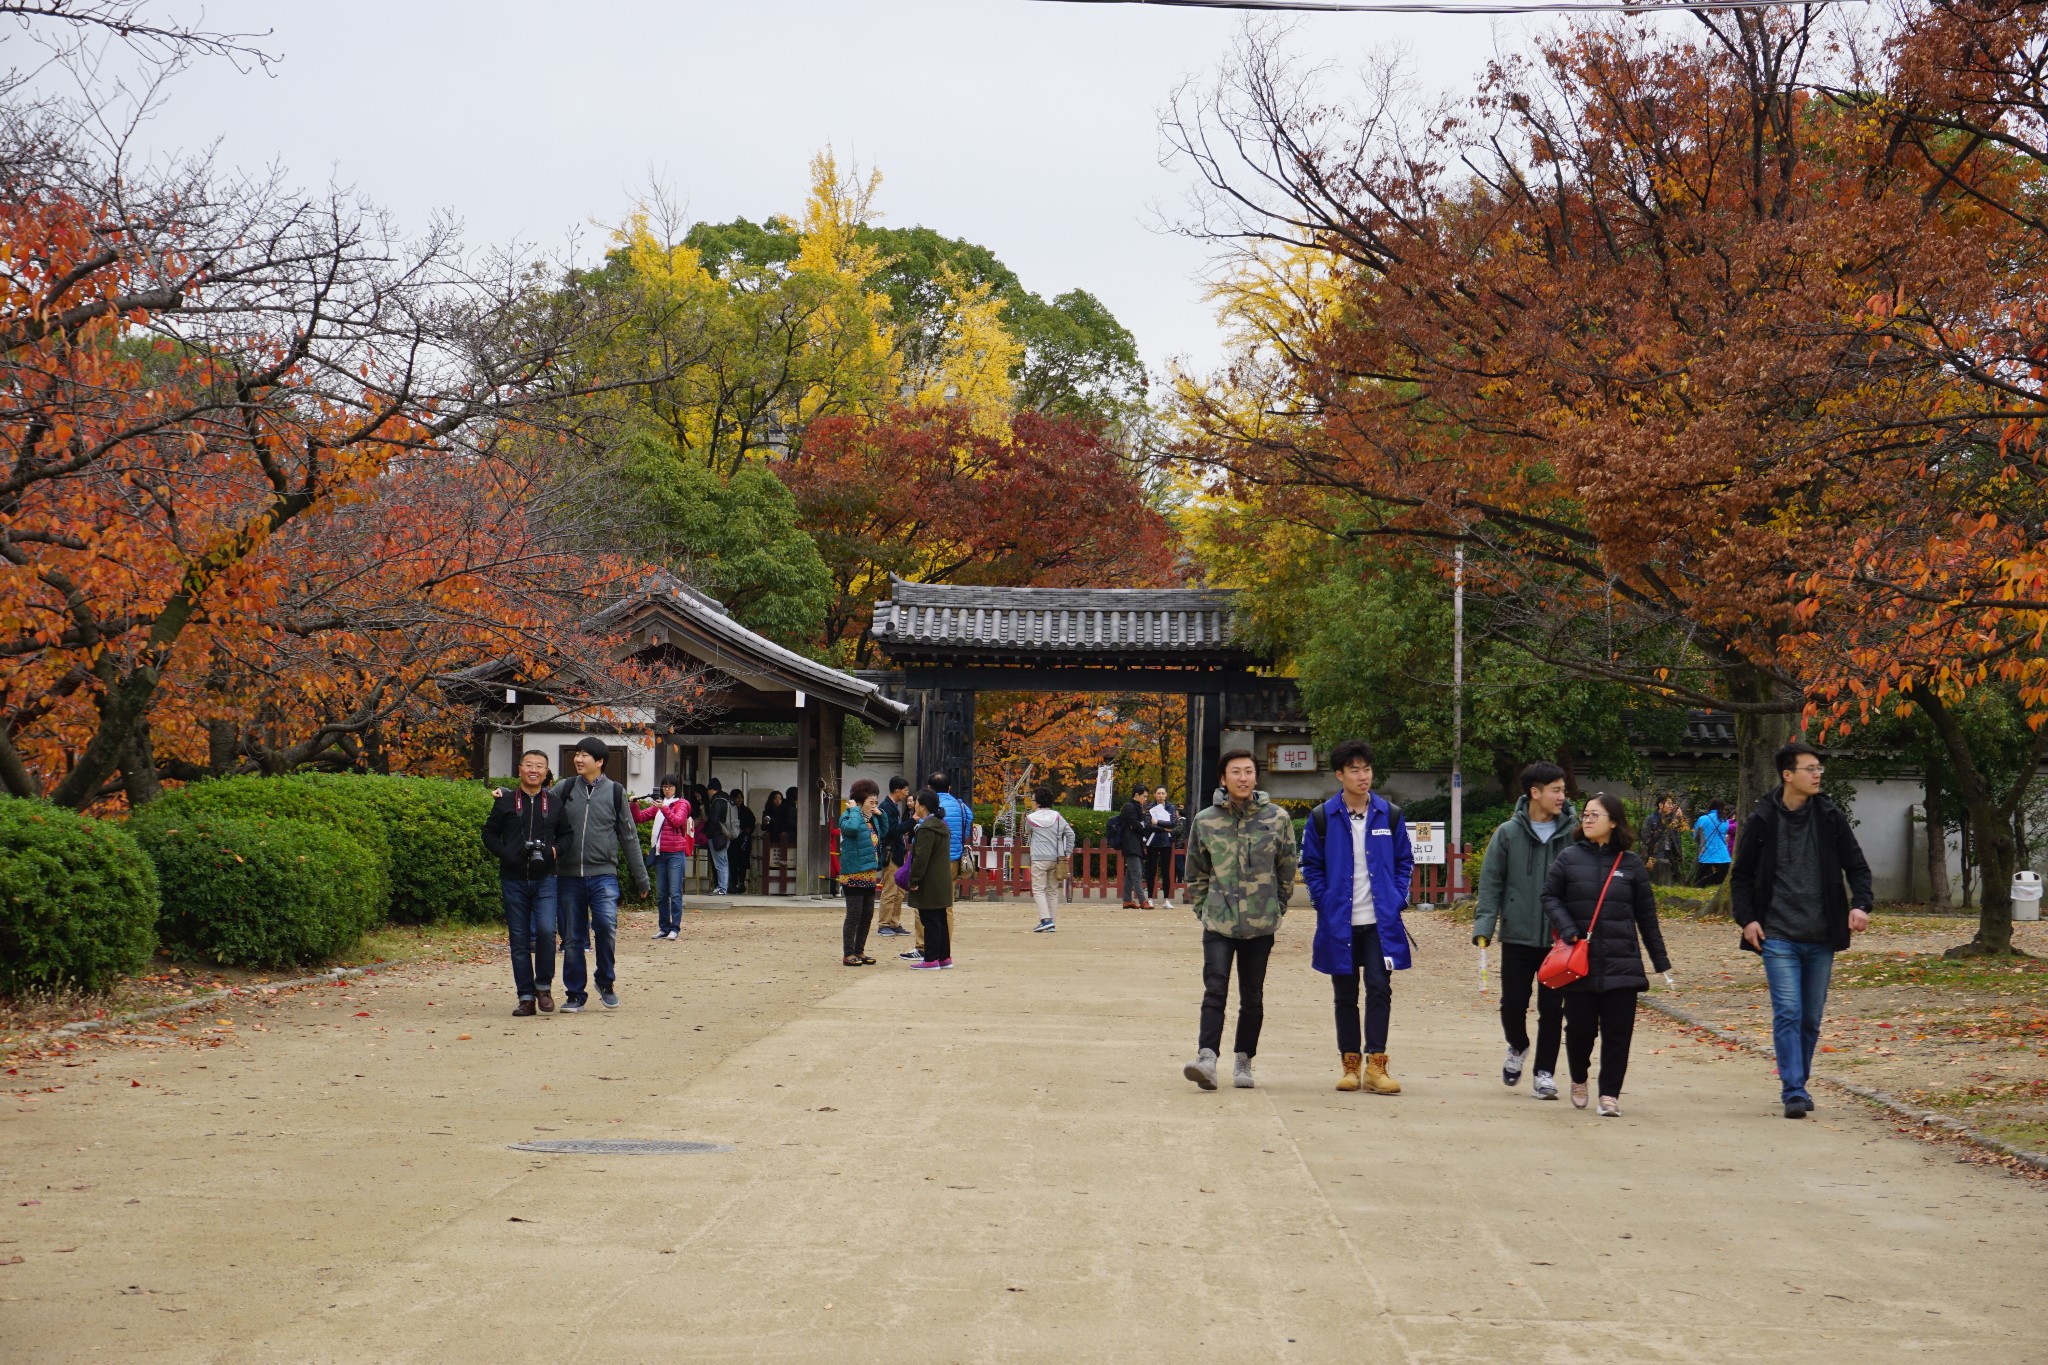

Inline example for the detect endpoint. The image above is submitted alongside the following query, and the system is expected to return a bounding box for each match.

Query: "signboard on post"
[1269,743,1317,773]
[1409,821,1447,865]
[1092,764,1116,812]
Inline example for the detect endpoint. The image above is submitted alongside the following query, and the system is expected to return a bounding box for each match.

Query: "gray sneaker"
[598,989,619,1010]
[1233,1053,1255,1088]
[1503,1045,1528,1086]
[1183,1047,1219,1091]
[1531,1071,1559,1101]
[559,999,584,1014]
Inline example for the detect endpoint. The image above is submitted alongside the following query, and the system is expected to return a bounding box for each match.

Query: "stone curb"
[1639,993,2048,1174]
[46,962,396,1041]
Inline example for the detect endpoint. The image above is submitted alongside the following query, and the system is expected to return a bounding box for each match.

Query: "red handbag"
[1538,856,1623,990]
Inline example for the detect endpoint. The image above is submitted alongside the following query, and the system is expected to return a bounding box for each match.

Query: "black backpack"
[1105,813,1127,846]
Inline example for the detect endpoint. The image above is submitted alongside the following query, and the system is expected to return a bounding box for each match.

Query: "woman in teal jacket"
[839,779,884,965]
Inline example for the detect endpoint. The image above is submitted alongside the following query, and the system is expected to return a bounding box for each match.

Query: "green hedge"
[295,774,497,924]
[0,801,160,995]
[135,775,393,922]
[132,813,382,968]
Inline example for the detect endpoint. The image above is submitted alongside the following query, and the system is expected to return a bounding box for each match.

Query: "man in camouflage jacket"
[1181,749,1298,1091]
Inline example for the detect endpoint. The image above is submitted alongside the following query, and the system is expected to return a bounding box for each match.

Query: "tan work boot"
[1336,1052,1363,1091]
[1362,1052,1402,1095]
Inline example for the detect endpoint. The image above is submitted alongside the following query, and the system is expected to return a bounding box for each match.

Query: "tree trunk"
[1714,670,1791,919]
[1553,744,1581,800]
[1911,684,2029,957]
[206,718,240,776]
[117,718,163,808]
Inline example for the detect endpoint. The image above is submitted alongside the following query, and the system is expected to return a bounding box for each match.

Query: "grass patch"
[1835,953,2048,994]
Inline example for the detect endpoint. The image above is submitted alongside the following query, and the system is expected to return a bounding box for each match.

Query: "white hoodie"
[1023,807,1076,863]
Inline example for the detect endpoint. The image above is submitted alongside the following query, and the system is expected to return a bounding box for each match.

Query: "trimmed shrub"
[0,801,160,995]
[136,775,392,923]
[295,774,498,924]
[132,813,381,968]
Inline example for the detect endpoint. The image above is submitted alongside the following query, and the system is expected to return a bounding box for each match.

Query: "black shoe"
[1783,1101,1805,1119]
[1796,1094,1815,1113]
[899,950,923,961]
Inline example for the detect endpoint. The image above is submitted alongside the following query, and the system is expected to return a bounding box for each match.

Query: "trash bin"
[2015,871,2043,923]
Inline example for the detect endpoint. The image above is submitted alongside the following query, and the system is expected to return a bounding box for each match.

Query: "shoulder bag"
[1537,854,1623,990]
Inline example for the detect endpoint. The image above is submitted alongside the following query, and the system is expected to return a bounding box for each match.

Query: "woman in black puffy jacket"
[1541,793,1672,1117]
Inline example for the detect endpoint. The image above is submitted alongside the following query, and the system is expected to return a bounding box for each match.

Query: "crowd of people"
[1182,739,1871,1121]
[483,732,1875,1121]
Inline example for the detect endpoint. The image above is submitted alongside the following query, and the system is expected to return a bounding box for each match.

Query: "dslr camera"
[523,838,551,873]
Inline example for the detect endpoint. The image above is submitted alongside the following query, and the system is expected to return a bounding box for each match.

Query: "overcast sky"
[92,1,1536,376]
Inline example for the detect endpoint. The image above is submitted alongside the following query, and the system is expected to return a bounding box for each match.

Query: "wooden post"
[795,700,843,897]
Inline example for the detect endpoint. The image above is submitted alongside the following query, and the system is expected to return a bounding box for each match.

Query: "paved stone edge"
[44,962,396,1040]
[1640,993,2048,1173]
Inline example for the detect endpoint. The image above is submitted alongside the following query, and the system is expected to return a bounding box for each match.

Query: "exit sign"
[1269,743,1316,772]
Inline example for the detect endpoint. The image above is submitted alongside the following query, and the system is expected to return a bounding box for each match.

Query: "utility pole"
[1452,545,1464,891]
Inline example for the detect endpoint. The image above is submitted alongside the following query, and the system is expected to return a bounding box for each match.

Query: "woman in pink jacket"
[634,777,694,941]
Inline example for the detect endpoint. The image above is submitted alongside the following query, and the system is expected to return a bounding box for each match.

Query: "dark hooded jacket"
[1729,792,1873,953]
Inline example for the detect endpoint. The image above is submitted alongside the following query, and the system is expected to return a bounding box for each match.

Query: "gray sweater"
[553,775,651,894]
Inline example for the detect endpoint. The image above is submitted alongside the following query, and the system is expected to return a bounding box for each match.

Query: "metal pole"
[1452,546,1464,893]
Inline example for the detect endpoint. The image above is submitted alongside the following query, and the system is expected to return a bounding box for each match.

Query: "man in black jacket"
[481,749,571,1017]
[875,777,913,937]
[1731,740,1875,1119]
[1118,786,1151,909]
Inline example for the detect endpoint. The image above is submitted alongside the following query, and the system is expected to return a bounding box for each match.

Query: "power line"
[1031,0,1857,15]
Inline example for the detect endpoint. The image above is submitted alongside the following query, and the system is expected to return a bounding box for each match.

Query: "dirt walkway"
[3,902,2044,1362]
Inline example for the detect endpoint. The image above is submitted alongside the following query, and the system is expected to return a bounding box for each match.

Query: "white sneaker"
[665,930,679,941]
[1503,1045,1527,1086]
[1183,1048,1219,1091]
[1233,1053,1254,1088]
[1532,1071,1559,1101]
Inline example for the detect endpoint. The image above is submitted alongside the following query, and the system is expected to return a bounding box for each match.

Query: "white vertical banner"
[1092,764,1116,812]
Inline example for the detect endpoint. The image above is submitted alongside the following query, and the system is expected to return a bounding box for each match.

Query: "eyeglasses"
[1794,764,1825,776]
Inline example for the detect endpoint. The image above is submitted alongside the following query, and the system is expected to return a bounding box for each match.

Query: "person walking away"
[904,788,956,970]
[1117,785,1151,908]
[554,737,651,1013]
[1472,762,1577,1100]
[634,777,693,941]
[482,749,571,1016]
[731,791,756,894]
[1144,785,1180,909]
[875,778,913,937]
[1541,794,1671,1116]
[1302,741,1415,1095]
[1023,787,1076,933]
[838,779,885,965]
[907,772,970,962]
[703,779,736,894]
[1181,750,1297,1090]
[1693,802,1732,886]
[1641,794,1684,887]
[1731,741,1874,1119]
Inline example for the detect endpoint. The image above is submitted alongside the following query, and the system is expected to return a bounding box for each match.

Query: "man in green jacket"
[1181,749,1298,1091]
[1472,762,1575,1099]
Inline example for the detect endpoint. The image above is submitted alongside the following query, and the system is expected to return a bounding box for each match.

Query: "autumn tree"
[0,92,693,806]
[1162,14,1971,825]
[782,404,1179,661]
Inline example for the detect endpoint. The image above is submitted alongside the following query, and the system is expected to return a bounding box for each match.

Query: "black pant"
[1564,988,1639,1096]
[1144,846,1174,898]
[918,905,952,963]
[1331,923,1393,1055]
[1198,931,1274,1058]
[841,883,875,957]
[1498,941,1564,1074]
[1695,861,1728,887]
[730,835,751,892]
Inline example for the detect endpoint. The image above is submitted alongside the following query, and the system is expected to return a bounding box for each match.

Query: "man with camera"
[482,749,573,1017]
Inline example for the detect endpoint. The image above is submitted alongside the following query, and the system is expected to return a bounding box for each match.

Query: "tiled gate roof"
[870,579,1265,668]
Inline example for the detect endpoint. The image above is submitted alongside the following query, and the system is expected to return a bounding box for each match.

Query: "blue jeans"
[1761,937,1834,1103]
[500,876,558,1001]
[559,874,620,1004]
[651,852,687,933]
[709,844,730,893]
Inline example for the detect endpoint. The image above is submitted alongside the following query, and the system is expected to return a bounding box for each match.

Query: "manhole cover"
[508,1139,732,1155]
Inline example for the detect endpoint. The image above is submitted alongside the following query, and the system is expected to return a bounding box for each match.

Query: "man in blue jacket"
[1301,740,1415,1094]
